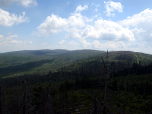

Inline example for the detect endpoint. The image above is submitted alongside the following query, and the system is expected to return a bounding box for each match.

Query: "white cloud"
[36,14,67,35]
[31,32,37,36]
[35,6,152,50]
[84,16,93,22]
[59,40,66,44]
[104,1,123,16]
[92,40,101,48]
[127,16,131,19]
[80,19,135,41]
[36,13,135,42]
[10,40,23,44]
[0,0,37,7]
[6,34,18,40]
[0,35,3,38]
[0,34,18,41]
[65,27,81,38]
[93,14,101,18]
[68,40,78,45]
[106,41,126,48]
[67,13,85,28]
[0,35,4,41]
[127,41,148,49]
[92,3,100,12]
[95,8,98,12]
[131,28,145,34]
[120,8,152,28]
[80,39,92,48]
[91,3,100,7]
[119,8,152,42]
[9,34,18,38]
[0,35,34,53]
[36,13,86,36]
[75,5,88,12]
[60,45,66,49]
[0,35,32,45]
[0,9,29,26]
[92,40,126,49]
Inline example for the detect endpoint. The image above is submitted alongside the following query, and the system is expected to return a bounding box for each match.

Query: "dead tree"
[91,50,109,114]
[91,90,99,114]
[0,86,2,114]
[101,50,109,114]
[101,50,124,113]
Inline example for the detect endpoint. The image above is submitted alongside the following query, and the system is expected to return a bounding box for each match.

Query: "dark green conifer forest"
[0,49,152,113]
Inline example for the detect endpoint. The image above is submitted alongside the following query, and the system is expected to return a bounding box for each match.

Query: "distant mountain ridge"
[0,49,152,78]
[0,49,103,77]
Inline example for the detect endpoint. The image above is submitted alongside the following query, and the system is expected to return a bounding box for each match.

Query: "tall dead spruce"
[91,50,110,114]
[101,50,109,114]
[0,86,2,114]
[101,50,124,114]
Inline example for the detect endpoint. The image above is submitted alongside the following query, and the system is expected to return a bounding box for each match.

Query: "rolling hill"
[0,49,152,78]
[1,50,152,113]
[0,49,104,77]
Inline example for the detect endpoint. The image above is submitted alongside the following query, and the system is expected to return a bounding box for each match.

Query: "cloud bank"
[32,3,152,51]
[35,12,134,43]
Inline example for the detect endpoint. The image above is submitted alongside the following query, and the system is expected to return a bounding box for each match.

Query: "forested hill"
[1,50,152,113]
[0,49,152,78]
[0,49,104,77]
[45,51,152,81]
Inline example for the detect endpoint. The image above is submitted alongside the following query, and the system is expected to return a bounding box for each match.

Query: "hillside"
[0,49,104,77]
[0,50,152,78]
[1,50,152,113]
[59,51,152,75]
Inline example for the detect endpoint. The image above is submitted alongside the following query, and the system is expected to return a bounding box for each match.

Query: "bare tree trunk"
[0,86,3,114]
[101,50,109,114]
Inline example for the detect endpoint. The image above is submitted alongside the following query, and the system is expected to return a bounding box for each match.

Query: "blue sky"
[1,0,152,54]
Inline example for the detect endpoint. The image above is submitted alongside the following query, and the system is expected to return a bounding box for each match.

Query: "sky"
[1,0,152,54]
